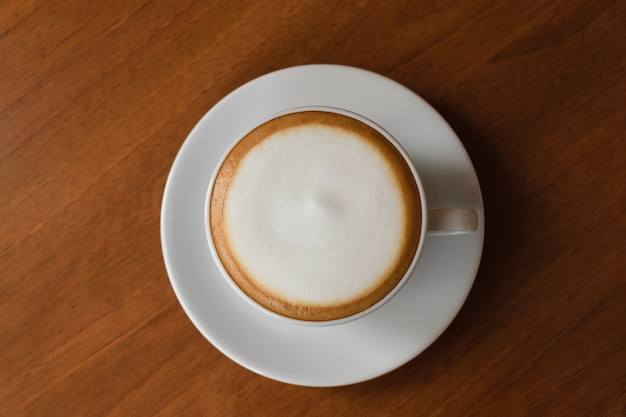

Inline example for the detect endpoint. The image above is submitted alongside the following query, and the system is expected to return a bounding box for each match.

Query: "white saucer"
[161,65,484,387]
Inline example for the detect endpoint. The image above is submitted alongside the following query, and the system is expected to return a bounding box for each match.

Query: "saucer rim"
[161,64,484,386]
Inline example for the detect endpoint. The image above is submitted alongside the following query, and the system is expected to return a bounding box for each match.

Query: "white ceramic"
[161,64,484,386]
[204,105,429,327]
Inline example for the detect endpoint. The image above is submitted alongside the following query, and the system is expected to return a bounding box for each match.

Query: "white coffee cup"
[205,106,477,326]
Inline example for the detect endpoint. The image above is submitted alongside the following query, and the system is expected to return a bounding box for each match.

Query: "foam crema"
[209,111,422,321]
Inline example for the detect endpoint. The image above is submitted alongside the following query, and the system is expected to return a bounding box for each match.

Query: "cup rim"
[204,105,428,326]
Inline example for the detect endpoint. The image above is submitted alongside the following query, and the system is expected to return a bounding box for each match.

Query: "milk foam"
[223,124,407,306]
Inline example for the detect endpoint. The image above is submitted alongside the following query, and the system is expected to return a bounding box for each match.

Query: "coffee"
[209,111,422,321]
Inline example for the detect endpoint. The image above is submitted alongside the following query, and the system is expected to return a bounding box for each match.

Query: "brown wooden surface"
[2,1,624,416]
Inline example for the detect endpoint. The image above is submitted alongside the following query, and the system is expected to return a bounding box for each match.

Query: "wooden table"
[2,1,624,415]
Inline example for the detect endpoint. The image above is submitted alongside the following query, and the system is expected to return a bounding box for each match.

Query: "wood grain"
[1,1,624,416]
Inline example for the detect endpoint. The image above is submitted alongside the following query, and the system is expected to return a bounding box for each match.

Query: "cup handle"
[428,208,479,233]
